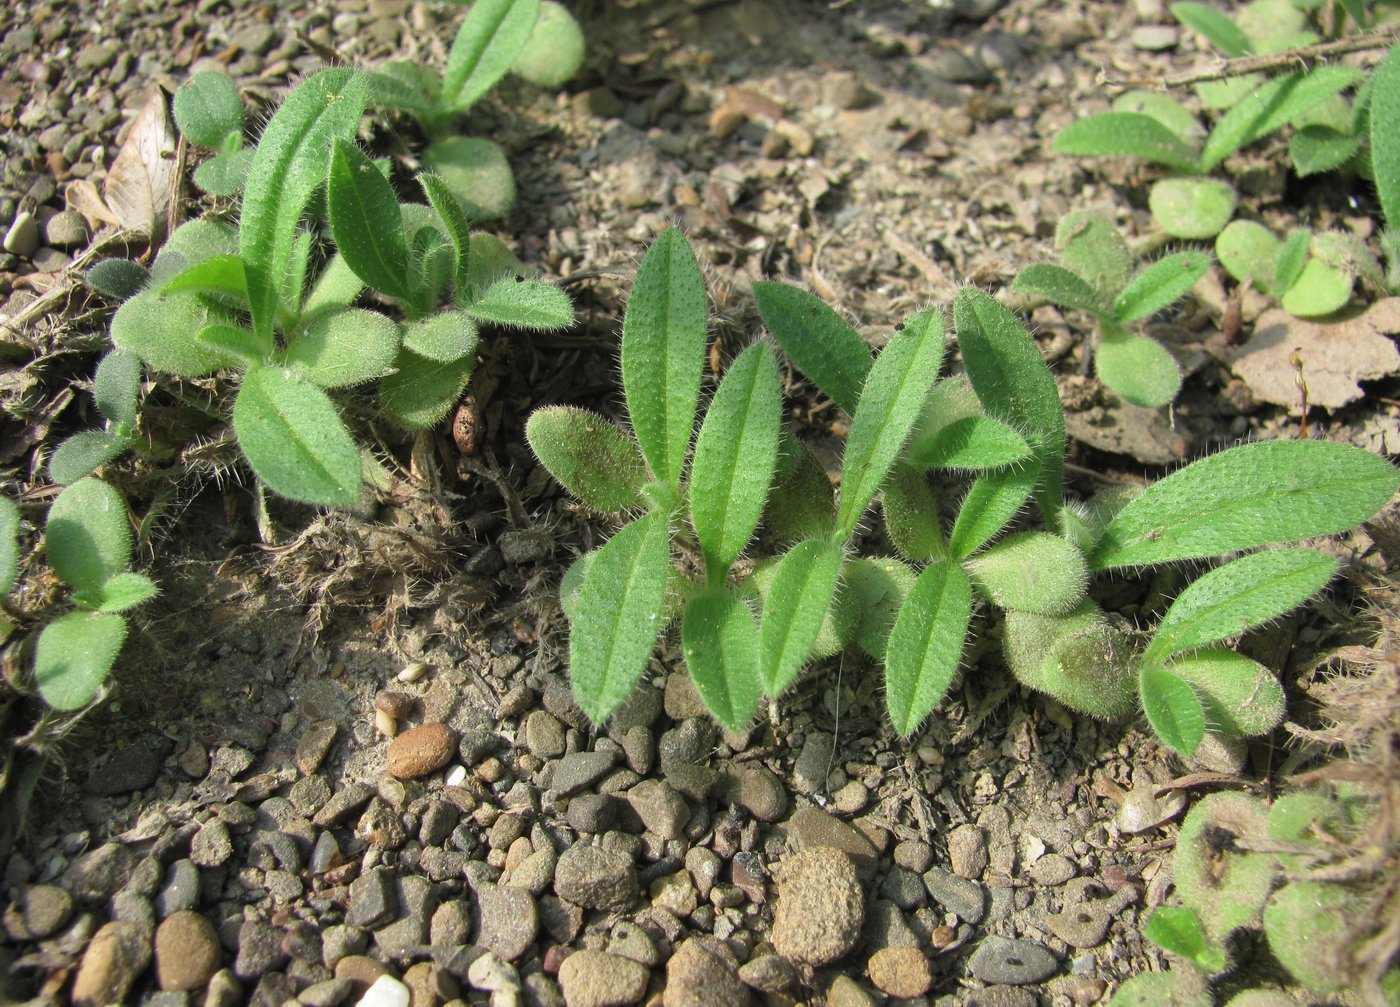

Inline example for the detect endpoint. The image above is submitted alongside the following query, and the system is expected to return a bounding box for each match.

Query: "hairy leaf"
[843,556,917,660]
[464,276,574,329]
[173,70,244,150]
[1143,907,1229,975]
[232,367,361,507]
[526,406,647,512]
[1373,38,1400,231]
[378,350,476,431]
[1114,251,1212,323]
[91,571,158,614]
[1011,263,1107,316]
[401,311,479,364]
[1056,211,1132,301]
[1202,66,1365,171]
[93,349,142,431]
[1141,666,1206,755]
[283,308,400,388]
[419,172,472,293]
[1095,326,1182,409]
[303,253,363,317]
[49,431,130,486]
[1170,2,1251,56]
[1149,177,1238,240]
[752,280,872,415]
[194,323,268,368]
[159,253,249,302]
[948,461,1038,561]
[441,0,540,114]
[328,138,410,300]
[682,589,762,733]
[1216,219,1280,291]
[0,496,19,596]
[885,559,971,737]
[35,610,127,710]
[882,463,946,562]
[765,433,835,541]
[364,64,435,119]
[965,531,1089,616]
[905,377,1032,471]
[1168,648,1285,738]
[46,478,132,593]
[758,540,844,696]
[1054,112,1202,172]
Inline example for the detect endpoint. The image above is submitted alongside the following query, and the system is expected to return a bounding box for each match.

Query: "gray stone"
[471,882,537,961]
[233,918,287,980]
[737,953,794,993]
[620,725,653,775]
[430,899,472,947]
[963,987,1039,1007]
[947,825,989,879]
[110,890,154,931]
[663,763,721,803]
[922,867,986,924]
[346,868,394,929]
[663,671,710,720]
[723,763,788,822]
[566,793,617,834]
[792,731,835,794]
[296,978,353,1007]
[608,920,659,966]
[684,847,721,901]
[880,866,927,910]
[626,779,689,840]
[966,936,1058,985]
[320,924,366,969]
[312,782,374,827]
[553,843,638,913]
[771,847,864,966]
[1028,854,1076,887]
[524,710,566,759]
[863,899,920,950]
[607,685,662,733]
[657,718,713,773]
[893,840,935,874]
[784,807,880,880]
[2,883,73,939]
[549,751,617,798]
[665,935,749,1007]
[70,843,135,901]
[508,845,558,895]
[155,860,200,919]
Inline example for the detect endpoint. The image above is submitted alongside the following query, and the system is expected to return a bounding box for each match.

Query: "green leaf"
[752,280,872,416]
[1216,219,1280,290]
[526,405,648,512]
[621,227,708,493]
[0,497,19,596]
[1002,601,1138,718]
[283,308,400,388]
[1011,263,1107,316]
[401,311,479,363]
[173,70,244,150]
[569,513,670,723]
[441,0,541,114]
[1170,2,1252,56]
[86,258,150,301]
[758,540,844,696]
[1140,666,1206,755]
[195,323,268,368]
[843,556,917,660]
[158,254,249,304]
[1149,177,1238,240]
[1373,38,1400,231]
[1095,326,1182,409]
[765,433,835,541]
[1201,67,1366,171]
[836,309,945,541]
[1290,125,1363,177]
[364,65,434,119]
[303,253,363,317]
[511,0,585,86]
[46,478,132,593]
[1114,251,1212,323]
[94,349,141,431]
[885,559,971,737]
[682,589,762,733]
[947,462,1038,561]
[1143,907,1229,974]
[881,463,946,562]
[906,375,1032,471]
[954,288,1065,527]
[1279,258,1352,316]
[422,136,516,221]
[241,68,367,345]
[34,610,126,710]
[419,173,472,293]
[1092,440,1400,569]
[1147,547,1337,663]
[1056,211,1132,301]
[965,531,1089,616]
[91,571,158,613]
[690,343,782,578]
[464,276,574,329]
[1168,648,1285,737]
[1112,91,1206,146]
[378,350,476,431]
[1273,228,1312,295]
[1054,112,1202,172]
[193,148,253,196]
[232,367,361,507]
[49,431,131,486]
[327,138,410,300]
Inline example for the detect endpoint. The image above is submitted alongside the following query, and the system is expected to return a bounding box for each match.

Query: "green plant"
[366,0,586,219]
[94,68,571,507]
[1011,210,1210,407]
[1371,37,1400,287]
[32,479,157,710]
[1216,218,1386,314]
[173,69,252,196]
[47,349,143,485]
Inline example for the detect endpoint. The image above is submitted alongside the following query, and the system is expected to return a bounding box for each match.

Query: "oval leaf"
[35,610,126,710]
[110,289,229,378]
[232,367,361,507]
[752,280,872,416]
[402,311,480,364]
[1095,328,1182,409]
[881,463,946,562]
[49,431,130,487]
[46,478,132,593]
[1140,666,1206,755]
[965,531,1088,616]
[682,589,762,733]
[885,559,972,737]
[283,308,401,388]
[526,405,647,512]
[378,350,475,431]
[464,276,574,330]
[1167,648,1285,738]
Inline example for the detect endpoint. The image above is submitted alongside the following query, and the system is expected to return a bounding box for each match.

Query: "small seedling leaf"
[401,311,479,364]
[283,308,400,388]
[1216,219,1280,290]
[948,461,1039,561]
[1114,251,1211,323]
[1095,327,1182,409]
[46,478,132,593]
[1148,547,1337,662]
[1170,2,1251,56]
[885,559,971,737]
[882,463,947,562]
[837,309,945,541]
[1140,666,1206,755]
[92,571,158,613]
[1056,211,1132,301]
[1092,440,1400,568]
[682,589,762,733]
[35,610,126,710]
[568,512,670,723]
[1113,91,1206,145]
[304,253,364,318]
[195,324,268,368]
[192,148,254,196]
[621,228,708,492]
[965,531,1089,616]
[0,497,19,596]
[419,173,472,293]
[1290,125,1363,177]
[110,290,233,378]
[173,70,244,150]
[93,349,142,431]
[232,367,361,507]
[1149,177,1238,240]
[758,540,844,696]
[1053,112,1202,172]
[906,375,1033,471]
[1011,263,1107,316]
[158,253,249,303]
[690,343,782,578]
[1279,257,1353,317]
[49,431,131,486]
[1201,66,1365,171]
[378,350,476,431]
[441,0,541,114]
[1273,229,1312,295]
[1143,906,1229,974]
[464,276,574,329]
[364,66,434,119]
[526,405,648,513]
[1373,39,1400,230]
[752,280,872,416]
[1168,648,1285,737]
[86,259,150,301]
[327,138,410,300]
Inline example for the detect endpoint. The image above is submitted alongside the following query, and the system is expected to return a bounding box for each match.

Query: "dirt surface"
[1,1,1397,1006]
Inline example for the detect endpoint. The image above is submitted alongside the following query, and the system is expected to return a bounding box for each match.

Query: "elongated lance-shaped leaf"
[1274,229,1312,295]
[364,67,434,120]
[327,138,410,300]
[419,173,472,293]
[1011,263,1107,317]
[232,367,361,507]
[690,343,782,580]
[569,513,670,724]
[905,376,1032,471]
[526,406,648,513]
[0,496,17,595]
[885,559,971,737]
[1054,112,1203,172]
[464,276,574,329]
[1140,666,1206,755]
[954,288,1066,526]
[1143,906,1229,976]
[1092,440,1400,569]
[46,478,132,594]
[1145,547,1337,664]
[882,463,946,562]
[1201,66,1365,171]
[682,589,762,733]
[837,309,945,541]
[1095,325,1182,409]
[35,610,127,710]
[621,228,707,493]
[752,280,872,415]
[758,540,844,696]
[948,461,1038,561]
[1113,251,1212,323]
[440,0,540,115]
[241,69,366,344]
[1170,2,1251,56]
[94,349,141,431]
[1373,38,1400,232]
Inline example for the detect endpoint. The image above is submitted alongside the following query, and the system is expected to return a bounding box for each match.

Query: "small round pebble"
[867,946,933,998]
[772,847,865,965]
[967,935,1059,985]
[355,974,410,1007]
[554,843,639,913]
[558,949,649,1007]
[154,910,221,991]
[386,722,457,779]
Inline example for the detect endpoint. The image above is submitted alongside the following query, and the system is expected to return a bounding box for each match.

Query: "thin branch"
[1097,28,1400,90]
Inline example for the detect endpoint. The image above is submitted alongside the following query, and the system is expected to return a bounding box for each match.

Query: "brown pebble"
[154,911,221,991]
[375,691,415,718]
[867,946,932,998]
[386,723,457,779]
[476,756,506,784]
[931,925,956,949]
[335,954,392,997]
[296,720,338,775]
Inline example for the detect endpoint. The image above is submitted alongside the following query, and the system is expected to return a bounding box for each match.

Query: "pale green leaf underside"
[682,589,762,733]
[46,478,131,593]
[1168,648,1284,738]
[1095,328,1181,409]
[50,431,130,486]
[35,610,127,710]
[881,463,946,562]
[110,290,228,378]
[843,556,917,661]
[964,531,1088,616]
[526,405,647,513]
[752,280,871,416]
[1140,666,1206,755]
[232,368,361,507]
[885,559,971,737]
[758,540,844,697]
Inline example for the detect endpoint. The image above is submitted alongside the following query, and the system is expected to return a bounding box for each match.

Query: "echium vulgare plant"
[85,68,571,507]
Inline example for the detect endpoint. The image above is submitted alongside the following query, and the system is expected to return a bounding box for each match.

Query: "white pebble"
[468,951,520,992]
[374,708,397,737]
[397,661,428,683]
[355,975,410,1007]
[444,764,467,787]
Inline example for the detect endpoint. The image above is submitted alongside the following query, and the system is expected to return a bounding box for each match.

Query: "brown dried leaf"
[64,179,119,230]
[1230,299,1400,409]
[102,87,177,238]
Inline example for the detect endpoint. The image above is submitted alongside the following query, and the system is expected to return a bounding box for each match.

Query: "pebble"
[566,793,617,834]
[964,988,1039,1007]
[300,978,355,1007]
[1029,853,1076,887]
[648,871,698,917]
[550,751,618,797]
[2,883,73,939]
[355,974,410,1007]
[792,731,835,794]
[154,859,200,918]
[866,946,932,998]
[771,847,864,965]
[467,950,521,991]
[947,824,989,878]
[657,718,713,773]
[472,882,538,960]
[525,710,567,758]
[663,671,710,720]
[737,953,795,993]
[827,974,878,1007]
[70,842,135,900]
[922,867,987,924]
[664,935,750,1007]
[1131,24,1179,50]
[831,779,869,814]
[42,209,88,247]
[784,807,880,879]
[347,868,394,929]
[558,949,649,1007]
[234,918,287,979]
[723,763,788,822]
[154,910,221,991]
[893,840,935,875]
[966,936,1058,985]
[626,779,689,839]
[553,844,638,913]
[386,722,457,779]
[880,865,926,910]
[297,721,339,775]
[71,920,151,1007]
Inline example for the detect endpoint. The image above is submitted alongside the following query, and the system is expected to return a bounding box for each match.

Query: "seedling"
[366,0,585,218]
[1216,219,1384,315]
[1011,210,1210,407]
[173,70,252,196]
[48,349,143,485]
[33,478,157,710]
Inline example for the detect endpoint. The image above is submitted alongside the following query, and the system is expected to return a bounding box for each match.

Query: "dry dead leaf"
[1230,299,1400,409]
[102,86,177,239]
[64,179,120,230]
